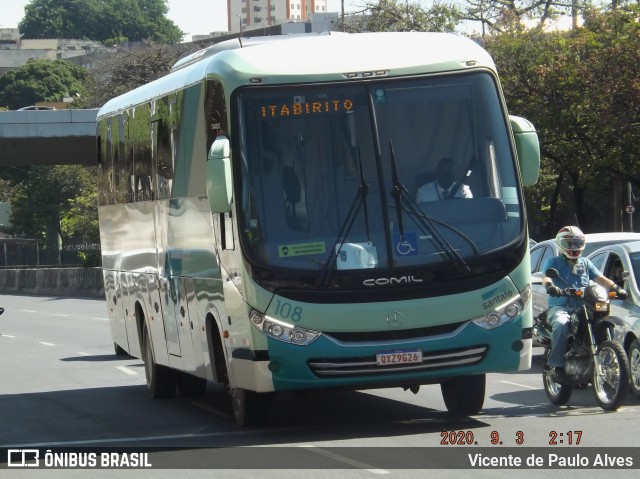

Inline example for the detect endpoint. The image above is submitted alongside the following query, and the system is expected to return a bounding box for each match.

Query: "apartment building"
[228,0,329,33]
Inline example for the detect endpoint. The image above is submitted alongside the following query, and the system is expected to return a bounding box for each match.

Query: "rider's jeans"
[548,307,571,368]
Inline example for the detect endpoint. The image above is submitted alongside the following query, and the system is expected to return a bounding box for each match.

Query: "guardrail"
[0,267,104,298]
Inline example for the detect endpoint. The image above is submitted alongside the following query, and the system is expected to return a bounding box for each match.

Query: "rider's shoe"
[552,367,566,382]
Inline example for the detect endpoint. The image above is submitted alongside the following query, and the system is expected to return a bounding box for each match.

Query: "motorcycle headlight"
[472,285,531,330]
[594,302,610,314]
[250,310,321,345]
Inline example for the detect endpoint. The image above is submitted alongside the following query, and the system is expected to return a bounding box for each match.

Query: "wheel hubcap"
[630,349,640,392]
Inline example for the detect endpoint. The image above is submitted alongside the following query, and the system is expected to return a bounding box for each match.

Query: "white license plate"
[376,349,423,366]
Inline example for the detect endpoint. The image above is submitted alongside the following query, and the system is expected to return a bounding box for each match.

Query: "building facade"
[0,28,117,77]
[227,0,329,33]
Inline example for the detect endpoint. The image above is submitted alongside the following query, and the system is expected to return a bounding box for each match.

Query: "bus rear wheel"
[230,387,272,427]
[143,327,177,399]
[440,374,485,415]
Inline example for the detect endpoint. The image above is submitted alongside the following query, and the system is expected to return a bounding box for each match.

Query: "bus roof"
[98,32,495,118]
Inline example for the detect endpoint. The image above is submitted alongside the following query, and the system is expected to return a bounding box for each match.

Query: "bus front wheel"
[440,374,485,415]
[230,387,272,427]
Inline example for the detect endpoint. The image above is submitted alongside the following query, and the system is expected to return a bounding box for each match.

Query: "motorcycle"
[0,307,3,315]
[534,268,629,411]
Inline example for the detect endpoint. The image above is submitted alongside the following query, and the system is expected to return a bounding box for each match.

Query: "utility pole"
[627,181,635,232]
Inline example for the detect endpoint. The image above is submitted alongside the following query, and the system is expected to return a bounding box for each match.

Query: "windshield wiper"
[388,141,471,273]
[317,144,371,286]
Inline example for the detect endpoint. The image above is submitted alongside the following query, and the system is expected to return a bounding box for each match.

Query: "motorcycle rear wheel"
[542,349,572,405]
[592,340,629,411]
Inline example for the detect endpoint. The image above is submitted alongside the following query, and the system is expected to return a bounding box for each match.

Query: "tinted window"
[539,246,555,274]
[590,252,606,271]
[530,245,544,273]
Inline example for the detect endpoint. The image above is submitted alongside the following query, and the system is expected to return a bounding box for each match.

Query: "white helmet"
[555,226,586,260]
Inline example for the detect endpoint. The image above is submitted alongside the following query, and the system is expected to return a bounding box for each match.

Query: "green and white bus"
[96,32,540,426]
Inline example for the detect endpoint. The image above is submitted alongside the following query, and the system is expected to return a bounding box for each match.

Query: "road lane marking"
[190,400,233,419]
[92,317,109,321]
[53,314,70,317]
[38,342,55,346]
[116,366,138,375]
[500,380,538,390]
[300,445,389,474]
[20,310,37,313]
[77,352,90,356]
[0,334,16,338]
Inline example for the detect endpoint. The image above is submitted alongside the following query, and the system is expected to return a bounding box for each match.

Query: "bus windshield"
[236,72,522,274]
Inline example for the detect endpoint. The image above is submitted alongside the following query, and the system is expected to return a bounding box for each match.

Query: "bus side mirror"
[510,115,540,186]
[207,136,232,213]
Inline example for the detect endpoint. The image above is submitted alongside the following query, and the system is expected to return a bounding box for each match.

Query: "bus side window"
[155,97,173,199]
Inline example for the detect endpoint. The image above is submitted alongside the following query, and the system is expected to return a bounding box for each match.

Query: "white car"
[530,232,640,346]
[587,240,640,398]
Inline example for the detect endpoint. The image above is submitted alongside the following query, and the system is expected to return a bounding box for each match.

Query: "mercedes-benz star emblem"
[386,311,404,328]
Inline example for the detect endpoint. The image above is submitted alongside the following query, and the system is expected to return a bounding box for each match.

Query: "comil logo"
[8,449,40,467]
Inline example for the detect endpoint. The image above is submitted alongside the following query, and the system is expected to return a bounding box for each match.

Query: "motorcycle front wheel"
[542,349,572,405]
[592,340,629,411]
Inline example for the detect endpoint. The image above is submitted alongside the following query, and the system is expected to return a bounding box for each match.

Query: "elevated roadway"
[0,109,97,167]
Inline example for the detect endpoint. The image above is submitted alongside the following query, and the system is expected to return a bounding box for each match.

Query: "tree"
[344,0,461,33]
[8,165,96,263]
[0,59,87,110]
[18,0,183,44]
[484,5,640,236]
[80,42,192,108]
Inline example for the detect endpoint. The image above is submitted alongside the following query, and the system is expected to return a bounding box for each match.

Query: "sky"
[1,1,355,41]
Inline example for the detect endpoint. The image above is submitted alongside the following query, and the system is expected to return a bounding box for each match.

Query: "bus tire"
[177,372,207,397]
[440,374,485,415]
[230,387,271,427]
[143,327,177,399]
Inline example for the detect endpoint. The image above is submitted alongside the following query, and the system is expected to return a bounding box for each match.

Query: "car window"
[539,246,555,274]
[629,252,640,285]
[584,239,640,256]
[590,252,606,271]
[530,245,544,273]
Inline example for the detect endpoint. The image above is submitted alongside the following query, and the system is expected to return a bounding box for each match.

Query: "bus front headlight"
[472,285,531,330]
[250,310,321,345]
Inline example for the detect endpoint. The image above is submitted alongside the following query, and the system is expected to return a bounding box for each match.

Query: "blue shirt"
[542,256,603,309]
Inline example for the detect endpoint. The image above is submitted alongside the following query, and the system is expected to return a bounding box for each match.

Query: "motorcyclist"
[541,226,628,381]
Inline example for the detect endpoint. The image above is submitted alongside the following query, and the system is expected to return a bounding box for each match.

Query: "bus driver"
[417,157,472,202]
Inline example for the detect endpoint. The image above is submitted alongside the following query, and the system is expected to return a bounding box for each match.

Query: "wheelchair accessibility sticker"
[393,232,418,256]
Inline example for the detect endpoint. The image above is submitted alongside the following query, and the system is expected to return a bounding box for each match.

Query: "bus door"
[158,243,182,359]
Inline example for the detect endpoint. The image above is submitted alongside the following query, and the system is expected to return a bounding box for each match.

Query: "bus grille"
[308,346,487,378]
[324,322,465,343]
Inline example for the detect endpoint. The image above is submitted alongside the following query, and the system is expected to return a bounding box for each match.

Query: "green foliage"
[80,42,191,108]
[485,5,640,236]
[60,171,99,245]
[19,0,183,43]
[0,59,87,110]
[7,165,97,247]
[346,0,461,32]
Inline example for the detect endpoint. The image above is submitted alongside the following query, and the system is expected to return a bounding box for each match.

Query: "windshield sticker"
[278,242,326,258]
[260,99,353,119]
[392,232,418,256]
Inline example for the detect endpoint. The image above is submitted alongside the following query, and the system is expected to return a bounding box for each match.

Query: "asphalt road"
[0,294,639,478]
